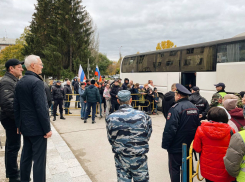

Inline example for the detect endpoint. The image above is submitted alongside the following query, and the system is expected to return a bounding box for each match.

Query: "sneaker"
[92,120,96,124]
[84,120,87,123]
[81,117,84,120]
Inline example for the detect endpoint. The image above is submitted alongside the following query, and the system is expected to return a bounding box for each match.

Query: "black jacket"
[162,98,200,153]
[44,82,52,108]
[189,92,210,120]
[122,82,128,90]
[52,85,65,100]
[162,91,175,119]
[82,85,100,103]
[63,84,72,101]
[110,85,121,103]
[74,81,79,94]
[0,72,18,122]
[14,71,51,136]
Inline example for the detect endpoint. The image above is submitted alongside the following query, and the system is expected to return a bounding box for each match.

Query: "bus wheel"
[157,93,164,111]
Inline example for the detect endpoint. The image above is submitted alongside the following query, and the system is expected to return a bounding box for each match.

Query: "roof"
[0,37,16,45]
[234,32,245,38]
[124,35,245,58]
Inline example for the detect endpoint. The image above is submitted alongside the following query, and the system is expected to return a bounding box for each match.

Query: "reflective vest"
[237,130,245,182]
[218,91,227,98]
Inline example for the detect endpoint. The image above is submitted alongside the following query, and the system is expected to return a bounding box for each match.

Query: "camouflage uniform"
[106,104,152,182]
[210,93,222,108]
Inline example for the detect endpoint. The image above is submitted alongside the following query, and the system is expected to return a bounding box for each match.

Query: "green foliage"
[61,68,75,81]
[23,0,94,78]
[97,53,113,75]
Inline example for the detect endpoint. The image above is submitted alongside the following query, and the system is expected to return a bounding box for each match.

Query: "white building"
[0,37,16,52]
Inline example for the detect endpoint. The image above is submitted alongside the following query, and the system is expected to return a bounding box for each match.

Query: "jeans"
[75,93,80,108]
[1,119,21,178]
[105,99,111,116]
[99,97,102,116]
[80,102,87,118]
[85,102,97,121]
[64,101,70,114]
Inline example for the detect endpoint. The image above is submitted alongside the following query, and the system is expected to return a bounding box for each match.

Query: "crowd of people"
[1,56,245,182]
[48,77,160,124]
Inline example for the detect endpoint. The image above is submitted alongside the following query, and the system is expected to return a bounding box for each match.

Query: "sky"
[0,0,245,61]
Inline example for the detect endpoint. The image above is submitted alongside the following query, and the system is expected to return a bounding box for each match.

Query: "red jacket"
[229,108,245,131]
[193,122,235,182]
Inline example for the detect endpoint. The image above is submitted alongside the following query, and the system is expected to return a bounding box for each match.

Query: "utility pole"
[87,58,90,79]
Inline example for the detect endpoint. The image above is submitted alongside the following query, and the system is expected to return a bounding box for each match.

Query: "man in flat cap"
[106,90,152,181]
[162,84,200,182]
[0,59,23,182]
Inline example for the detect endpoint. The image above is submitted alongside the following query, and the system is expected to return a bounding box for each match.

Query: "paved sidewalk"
[0,123,92,182]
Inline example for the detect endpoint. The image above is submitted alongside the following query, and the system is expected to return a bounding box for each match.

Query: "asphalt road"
[52,105,201,182]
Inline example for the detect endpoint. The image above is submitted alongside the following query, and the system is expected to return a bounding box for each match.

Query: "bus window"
[138,54,155,72]
[156,51,180,72]
[121,57,137,73]
[217,41,245,63]
[181,46,215,71]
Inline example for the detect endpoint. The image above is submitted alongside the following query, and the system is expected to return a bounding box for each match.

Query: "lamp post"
[119,46,122,62]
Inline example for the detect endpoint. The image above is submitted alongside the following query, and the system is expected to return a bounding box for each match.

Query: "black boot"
[9,176,20,182]
[53,115,56,121]
[84,120,87,123]
[92,120,96,124]
[60,113,66,120]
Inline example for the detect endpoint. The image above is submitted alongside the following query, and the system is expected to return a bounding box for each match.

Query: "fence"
[63,93,158,116]
[182,141,204,182]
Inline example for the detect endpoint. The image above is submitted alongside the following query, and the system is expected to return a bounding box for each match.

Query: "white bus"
[120,36,245,110]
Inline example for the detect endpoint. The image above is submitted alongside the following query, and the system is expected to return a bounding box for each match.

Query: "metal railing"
[182,141,204,182]
[62,93,158,116]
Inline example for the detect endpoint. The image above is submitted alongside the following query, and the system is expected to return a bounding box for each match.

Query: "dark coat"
[0,72,18,122]
[162,98,200,153]
[162,91,175,119]
[189,91,209,120]
[52,85,65,100]
[74,81,79,94]
[63,84,72,101]
[110,85,121,104]
[14,71,51,136]
[82,85,100,103]
[122,82,128,90]
[44,82,52,108]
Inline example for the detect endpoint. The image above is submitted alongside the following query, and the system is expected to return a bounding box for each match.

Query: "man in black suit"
[14,55,52,182]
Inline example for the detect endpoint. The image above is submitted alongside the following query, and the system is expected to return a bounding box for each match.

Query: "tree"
[23,0,94,78]
[106,62,118,75]
[156,40,177,50]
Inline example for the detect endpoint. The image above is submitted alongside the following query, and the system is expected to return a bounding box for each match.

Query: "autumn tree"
[156,40,177,50]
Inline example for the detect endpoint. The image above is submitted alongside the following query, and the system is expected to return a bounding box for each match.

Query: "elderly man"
[14,55,52,182]
[106,90,152,181]
[0,59,23,182]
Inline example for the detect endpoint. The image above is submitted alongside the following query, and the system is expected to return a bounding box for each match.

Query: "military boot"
[53,115,56,121]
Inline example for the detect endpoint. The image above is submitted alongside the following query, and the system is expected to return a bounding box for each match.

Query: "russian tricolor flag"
[94,65,102,82]
[78,65,86,82]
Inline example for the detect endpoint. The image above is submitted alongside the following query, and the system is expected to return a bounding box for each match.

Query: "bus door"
[181,72,196,90]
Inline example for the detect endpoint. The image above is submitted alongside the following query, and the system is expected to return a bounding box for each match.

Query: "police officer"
[189,86,210,120]
[52,80,66,121]
[106,90,152,181]
[214,82,227,98]
[162,84,200,182]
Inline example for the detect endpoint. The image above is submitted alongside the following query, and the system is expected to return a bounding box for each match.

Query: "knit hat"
[223,99,238,111]
[91,80,95,84]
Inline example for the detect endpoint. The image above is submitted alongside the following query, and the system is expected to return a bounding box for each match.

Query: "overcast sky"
[0,0,245,61]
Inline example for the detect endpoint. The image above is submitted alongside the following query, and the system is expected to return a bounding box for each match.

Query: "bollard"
[182,143,187,182]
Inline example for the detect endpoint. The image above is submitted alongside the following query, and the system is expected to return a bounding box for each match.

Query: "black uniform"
[52,84,65,116]
[110,85,121,112]
[162,84,200,182]
[162,91,175,119]
[64,84,73,114]
[189,91,210,120]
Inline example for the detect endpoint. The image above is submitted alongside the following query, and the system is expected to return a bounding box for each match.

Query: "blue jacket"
[106,104,152,156]
[82,85,100,103]
[162,98,200,153]
[14,71,51,136]
[79,87,85,103]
